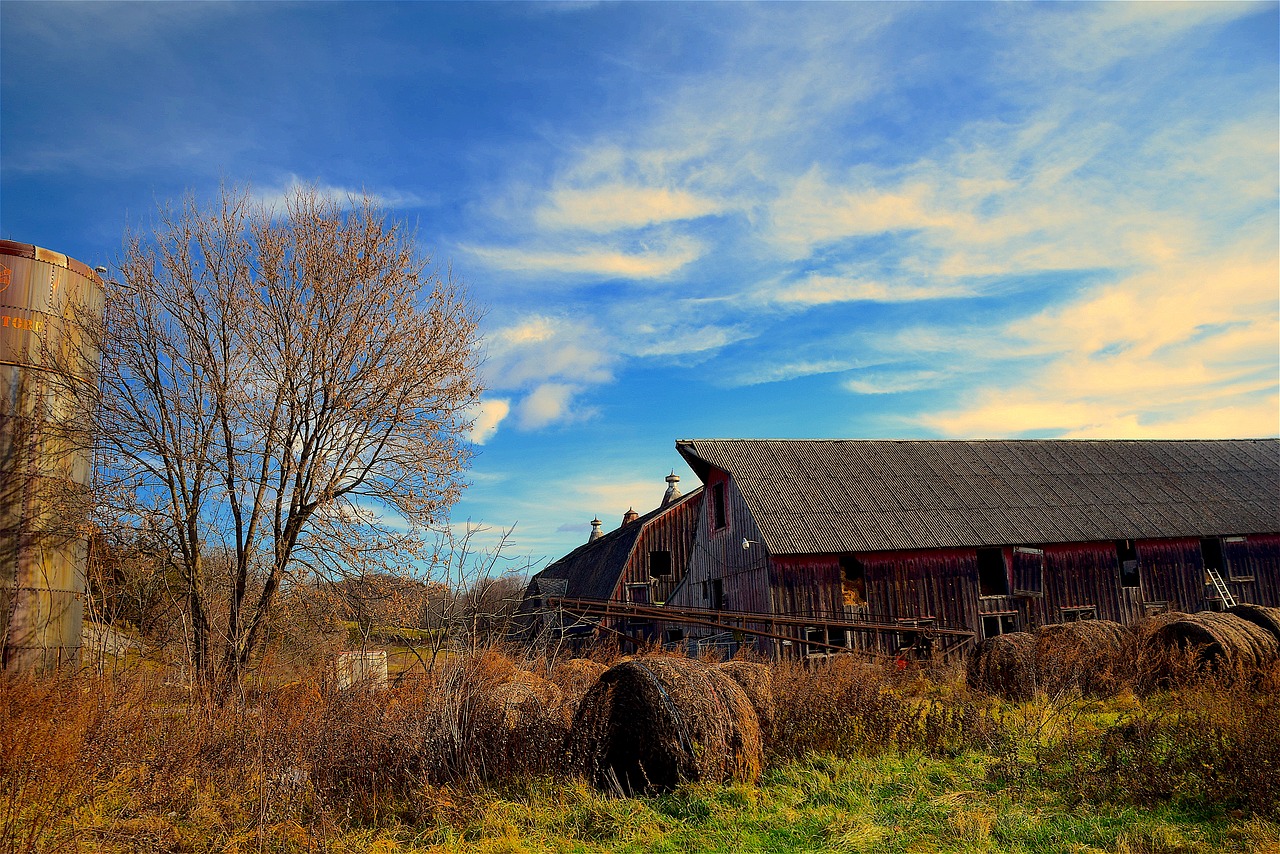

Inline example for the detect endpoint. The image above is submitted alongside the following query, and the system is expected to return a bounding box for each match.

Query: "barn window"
[1224,536,1253,581]
[977,548,1009,597]
[1061,606,1096,622]
[711,579,725,610]
[1115,540,1140,588]
[1012,548,1044,596]
[711,481,727,530]
[981,612,1018,639]
[649,550,673,577]
[664,628,684,644]
[804,626,826,656]
[625,583,650,605]
[840,556,867,606]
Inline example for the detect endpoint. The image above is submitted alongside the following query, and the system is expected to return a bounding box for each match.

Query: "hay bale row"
[716,660,776,736]
[1033,619,1130,696]
[1142,611,1280,680]
[565,656,763,794]
[965,632,1036,701]
[1228,604,1280,643]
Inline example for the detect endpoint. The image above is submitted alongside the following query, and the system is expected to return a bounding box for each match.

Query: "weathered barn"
[662,438,1280,656]
[517,475,703,647]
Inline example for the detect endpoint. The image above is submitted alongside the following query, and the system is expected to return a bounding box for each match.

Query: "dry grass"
[2,644,1279,851]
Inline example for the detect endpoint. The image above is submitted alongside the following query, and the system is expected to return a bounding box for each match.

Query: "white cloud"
[469,398,510,445]
[535,184,723,232]
[481,315,616,431]
[253,174,426,210]
[465,236,703,278]
[517,382,579,429]
[485,315,615,390]
[771,273,974,306]
[844,369,948,395]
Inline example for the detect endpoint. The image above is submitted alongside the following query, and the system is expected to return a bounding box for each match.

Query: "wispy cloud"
[253,174,428,210]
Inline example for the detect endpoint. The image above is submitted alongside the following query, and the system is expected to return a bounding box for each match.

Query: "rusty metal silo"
[0,240,105,671]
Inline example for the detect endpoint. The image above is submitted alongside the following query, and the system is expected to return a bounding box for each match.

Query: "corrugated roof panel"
[674,439,1278,555]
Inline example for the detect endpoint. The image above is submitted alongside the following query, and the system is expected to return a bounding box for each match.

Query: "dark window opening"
[711,579,725,610]
[1061,606,1096,622]
[977,548,1009,597]
[711,481,727,530]
[664,628,684,644]
[840,556,867,606]
[981,612,1019,639]
[1116,540,1140,588]
[649,550,673,578]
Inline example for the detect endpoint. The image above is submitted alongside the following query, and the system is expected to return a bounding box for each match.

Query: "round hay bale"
[565,656,763,794]
[470,670,570,779]
[965,632,1036,701]
[1143,611,1280,685]
[549,658,610,718]
[1228,604,1280,643]
[715,660,776,737]
[1033,620,1130,696]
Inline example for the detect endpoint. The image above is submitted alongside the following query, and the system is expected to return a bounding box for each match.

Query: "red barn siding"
[1137,537,1206,612]
[611,492,703,605]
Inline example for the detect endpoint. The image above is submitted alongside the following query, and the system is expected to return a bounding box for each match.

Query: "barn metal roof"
[676,439,1280,555]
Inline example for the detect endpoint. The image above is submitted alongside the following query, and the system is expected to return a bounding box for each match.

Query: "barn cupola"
[622,507,640,525]
[661,472,682,507]
[588,517,603,542]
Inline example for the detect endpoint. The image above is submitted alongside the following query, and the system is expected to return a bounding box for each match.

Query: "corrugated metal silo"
[0,240,105,671]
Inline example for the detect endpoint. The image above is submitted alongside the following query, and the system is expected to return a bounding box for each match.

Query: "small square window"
[981,612,1018,639]
[649,550,672,578]
[1061,606,1096,622]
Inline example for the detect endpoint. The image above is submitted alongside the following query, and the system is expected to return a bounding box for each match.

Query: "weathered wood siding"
[665,467,773,650]
[611,491,704,605]
[1222,533,1280,607]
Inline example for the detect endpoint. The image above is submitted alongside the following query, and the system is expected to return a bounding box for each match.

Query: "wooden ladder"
[1206,566,1237,609]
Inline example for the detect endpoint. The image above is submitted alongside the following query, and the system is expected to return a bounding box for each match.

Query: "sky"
[2,1,1277,571]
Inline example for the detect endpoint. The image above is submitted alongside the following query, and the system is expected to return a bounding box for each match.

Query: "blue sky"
[3,1,1277,568]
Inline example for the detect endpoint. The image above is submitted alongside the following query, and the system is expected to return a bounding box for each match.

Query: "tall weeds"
[2,649,1277,852]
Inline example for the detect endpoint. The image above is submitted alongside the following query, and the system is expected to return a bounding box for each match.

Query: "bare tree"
[90,185,481,693]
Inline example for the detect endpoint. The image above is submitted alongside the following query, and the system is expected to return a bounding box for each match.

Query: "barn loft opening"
[1115,539,1140,588]
[1200,537,1224,573]
[710,578,725,610]
[839,556,866,606]
[977,548,1009,597]
[711,481,727,529]
[649,550,672,577]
